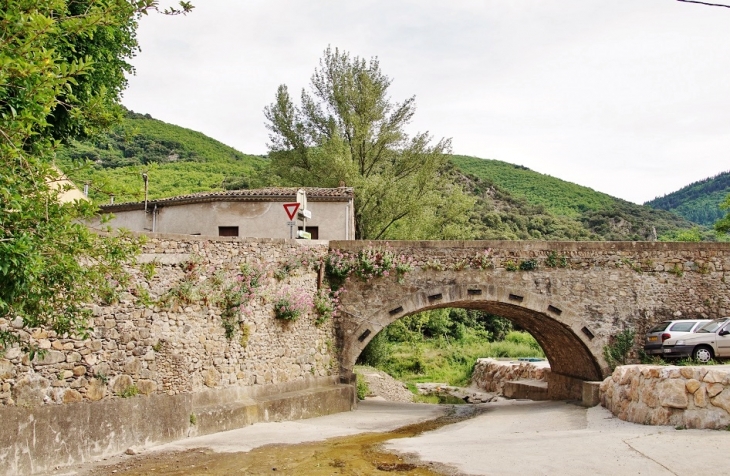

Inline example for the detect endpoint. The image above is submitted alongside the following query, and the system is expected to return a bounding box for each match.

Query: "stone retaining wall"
[472,358,549,394]
[0,234,350,475]
[600,365,730,429]
[0,234,336,407]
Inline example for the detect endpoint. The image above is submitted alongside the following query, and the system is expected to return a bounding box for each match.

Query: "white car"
[662,317,730,363]
[643,319,711,356]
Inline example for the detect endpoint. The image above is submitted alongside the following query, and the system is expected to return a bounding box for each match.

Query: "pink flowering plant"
[469,248,494,270]
[220,263,264,339]
[324,245,414,289]
[274,247,322,280]
[274,286,314,321]
[313,288,343,325]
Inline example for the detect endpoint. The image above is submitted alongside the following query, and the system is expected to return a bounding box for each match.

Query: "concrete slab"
[385,400,728,476]
[151,401,445,454]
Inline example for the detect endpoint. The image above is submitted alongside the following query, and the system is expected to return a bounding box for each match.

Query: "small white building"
[97,187,355,240]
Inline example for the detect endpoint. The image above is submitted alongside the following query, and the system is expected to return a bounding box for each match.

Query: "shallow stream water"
[86,405,485,476]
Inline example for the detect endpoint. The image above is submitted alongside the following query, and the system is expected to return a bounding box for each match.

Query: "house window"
[298,226,319,239]
[218,226,239,237]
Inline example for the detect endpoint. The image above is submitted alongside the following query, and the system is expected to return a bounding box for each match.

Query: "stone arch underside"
[338,283,607,384]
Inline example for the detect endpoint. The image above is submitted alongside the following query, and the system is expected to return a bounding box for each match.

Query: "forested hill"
[59,111,697,241]
[57,110,268,203]
[644,171,730,226]
[451,155,695,241]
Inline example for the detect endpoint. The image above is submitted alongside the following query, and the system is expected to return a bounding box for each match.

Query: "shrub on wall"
[274,287,313,321]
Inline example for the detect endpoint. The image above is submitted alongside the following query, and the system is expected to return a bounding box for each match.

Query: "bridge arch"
[338,282,607,398]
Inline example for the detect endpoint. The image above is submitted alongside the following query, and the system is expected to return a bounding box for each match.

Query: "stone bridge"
[330,240,730,399]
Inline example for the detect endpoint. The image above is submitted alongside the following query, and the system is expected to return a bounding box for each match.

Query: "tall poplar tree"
[264,47,474,240]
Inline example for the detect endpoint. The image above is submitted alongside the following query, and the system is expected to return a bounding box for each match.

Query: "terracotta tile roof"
[100,187,354,212]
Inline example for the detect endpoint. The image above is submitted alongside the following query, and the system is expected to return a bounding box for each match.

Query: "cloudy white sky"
[123,0,730,204]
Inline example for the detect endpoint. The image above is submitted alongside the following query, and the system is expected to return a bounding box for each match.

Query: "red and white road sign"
[283,203,300,221]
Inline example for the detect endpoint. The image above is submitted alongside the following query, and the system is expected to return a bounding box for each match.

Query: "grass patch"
[374,333,544,387]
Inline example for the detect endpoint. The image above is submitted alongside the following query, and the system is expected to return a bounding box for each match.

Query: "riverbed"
[52,400,727,476]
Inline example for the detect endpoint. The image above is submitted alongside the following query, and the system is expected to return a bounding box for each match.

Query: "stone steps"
[502,379,549,400]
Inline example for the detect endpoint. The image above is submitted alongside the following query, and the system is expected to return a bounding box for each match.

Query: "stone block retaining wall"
[0,234,353,475]
[600,364,730,429]
[472,358,549,394]
[0,234,336,408]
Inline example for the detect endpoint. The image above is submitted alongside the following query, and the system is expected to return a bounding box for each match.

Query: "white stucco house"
[95,187,355,240]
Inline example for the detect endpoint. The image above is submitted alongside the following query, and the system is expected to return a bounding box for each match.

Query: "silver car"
[662,317,730,363]
[643,319,710,356]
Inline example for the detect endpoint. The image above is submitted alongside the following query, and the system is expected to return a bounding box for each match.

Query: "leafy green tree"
[715,194,730,235]
[264,46,475,240]
[0,1,191,354]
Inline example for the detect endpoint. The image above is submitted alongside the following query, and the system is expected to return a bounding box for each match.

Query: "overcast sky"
[122,0,730,204]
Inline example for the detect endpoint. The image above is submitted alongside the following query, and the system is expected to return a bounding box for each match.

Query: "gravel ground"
[354,365,414,403]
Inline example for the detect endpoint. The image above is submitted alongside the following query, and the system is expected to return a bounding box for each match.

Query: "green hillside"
[645,171,730,226]
[57,110,268,203]
[451,155,695,241]
[451,155,616,218]
[57,112,699,241]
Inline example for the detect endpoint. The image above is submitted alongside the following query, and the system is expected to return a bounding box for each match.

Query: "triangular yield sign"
[283,203,300,221]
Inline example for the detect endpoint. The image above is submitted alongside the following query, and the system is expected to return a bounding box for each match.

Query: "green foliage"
[504,331,541,350]
[668,264,684,277]
[545,251,569,268]
[264,46,475,240]
[519,259,538,271]
[452,155,616,218]
[313,290,335,325]
[658,227,704,242]
[453,155,696,241]
[603,328,636,370]
[358,309,534,387]
[375,337,544,386]
[239,323,251,348]
[58,111,268,203]
[358,331,390,368]
[379,308,511,343]
[118,385,139,398]
[716,193,730,235]
[470,249,494,269]
[324,246,413,290]
[647,171,730,226]
[0,1,195,353]
[355,373,370,400]
[504,260,519,271]
[219,265,263,339]
[139,260,157,281]
[133,285,154,306]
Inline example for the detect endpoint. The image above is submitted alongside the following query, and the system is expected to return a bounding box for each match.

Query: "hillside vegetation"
[452,155,695,241]
[58,111,267,203]
[58,111,698,241]
[645,171,730,227]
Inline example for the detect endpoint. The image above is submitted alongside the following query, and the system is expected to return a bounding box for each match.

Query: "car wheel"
[693,346,714,363]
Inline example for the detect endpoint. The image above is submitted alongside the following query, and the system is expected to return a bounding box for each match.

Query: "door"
[717,322,730,357]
